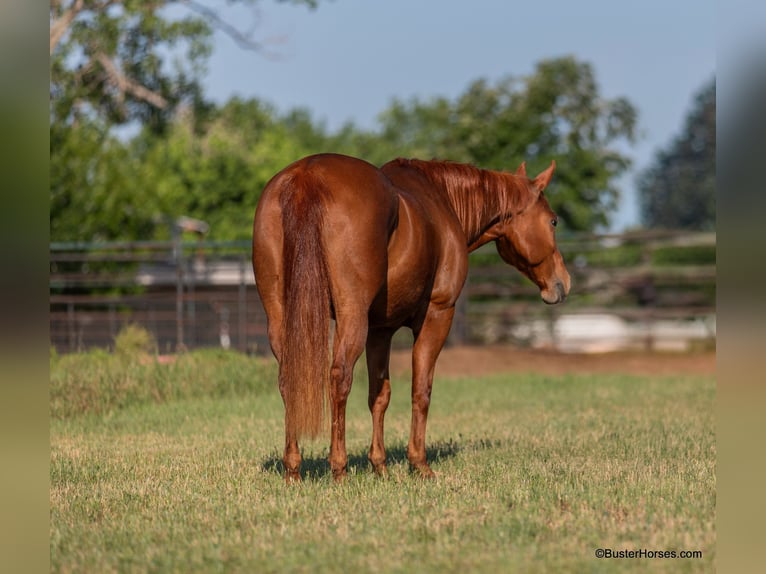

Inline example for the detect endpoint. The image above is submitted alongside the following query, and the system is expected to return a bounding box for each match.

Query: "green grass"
[50,351,715,573]
[50,348,274,420]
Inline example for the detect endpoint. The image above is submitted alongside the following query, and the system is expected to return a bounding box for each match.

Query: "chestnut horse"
[252,153,570,482]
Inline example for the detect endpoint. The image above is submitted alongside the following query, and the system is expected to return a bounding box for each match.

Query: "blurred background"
[49,0,716,355]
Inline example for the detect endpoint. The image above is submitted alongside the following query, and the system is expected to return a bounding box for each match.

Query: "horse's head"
[495,161,571,304]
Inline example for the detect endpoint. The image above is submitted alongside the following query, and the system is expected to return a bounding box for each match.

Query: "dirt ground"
[388,345,716,378]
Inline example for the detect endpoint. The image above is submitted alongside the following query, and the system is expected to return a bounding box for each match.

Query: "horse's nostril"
[542,281,567,305]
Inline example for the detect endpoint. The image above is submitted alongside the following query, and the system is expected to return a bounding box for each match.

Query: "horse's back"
[259,153,393,210]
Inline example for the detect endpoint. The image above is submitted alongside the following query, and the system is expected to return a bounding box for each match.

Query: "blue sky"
[202,0,715,230]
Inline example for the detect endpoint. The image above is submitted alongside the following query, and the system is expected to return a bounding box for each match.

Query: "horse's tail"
[279,174,331,440]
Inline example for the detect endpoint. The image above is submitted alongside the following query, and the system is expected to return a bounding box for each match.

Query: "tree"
[50,120,161,242]
[51,49,638,240]
[337,57,638,231]
[639,79,715,230]
[50,98,330,242]
[49,0,322,242]
[50,0,318,131]
[132,98,328,240]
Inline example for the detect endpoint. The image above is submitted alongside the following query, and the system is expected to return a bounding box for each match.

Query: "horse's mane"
[391,158,534,242]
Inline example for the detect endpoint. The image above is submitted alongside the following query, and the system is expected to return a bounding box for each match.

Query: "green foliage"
[51,55,638,241]
[50,120,159,242]
[51,0,210,131]
[132,99,329,240]
[639,79,716,230]
[49,0,635,240]
[651,244,716,266]
[560,238,715,269]
[49,1,327,242]
[50,4,641,241]
[113,324,158,357]
[579,244,644,268]
[357,57,638,231]
[51,369,715,572]
[49,98,329,241]
[50,0,320,131]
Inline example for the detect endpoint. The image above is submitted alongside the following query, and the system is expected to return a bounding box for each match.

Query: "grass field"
[50,349,715,573]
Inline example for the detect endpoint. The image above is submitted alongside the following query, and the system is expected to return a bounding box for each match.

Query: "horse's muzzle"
[542,280,568,305]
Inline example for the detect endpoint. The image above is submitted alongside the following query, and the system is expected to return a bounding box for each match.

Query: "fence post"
[643,309,655,352]
[174,237,185,351]
[67,302,76,352]
[108,303,116,341]
[187,257,196,347]
[546,305,558,350]
[238,255,247,353]
[640,240,655,352]
[448,289,468,346]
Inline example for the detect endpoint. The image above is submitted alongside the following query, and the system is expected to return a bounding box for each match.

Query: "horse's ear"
[532,160,556,192]
[515,161,527,177]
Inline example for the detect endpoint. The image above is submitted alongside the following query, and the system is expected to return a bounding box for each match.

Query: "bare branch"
[50,0,123,54]
[96,52,169,110]
[50,0,85,55]
[52,0,295,126]
[178,0,269,52]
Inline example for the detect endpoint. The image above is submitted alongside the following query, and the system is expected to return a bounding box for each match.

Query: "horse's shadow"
[261,439,463,481]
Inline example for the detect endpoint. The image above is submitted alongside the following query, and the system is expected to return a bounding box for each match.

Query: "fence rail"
[49,231,715,354]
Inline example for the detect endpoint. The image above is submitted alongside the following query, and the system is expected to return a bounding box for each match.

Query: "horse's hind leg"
[408,305,455,478]
[261,297,303,483]
[328,308,368,481]
[366,328,394,476]
[281,395,302,483]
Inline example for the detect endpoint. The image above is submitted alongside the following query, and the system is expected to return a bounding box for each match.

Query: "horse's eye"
[551,219,558,228]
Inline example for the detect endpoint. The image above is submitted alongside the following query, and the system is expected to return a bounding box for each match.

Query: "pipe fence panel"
[50,232,715,354]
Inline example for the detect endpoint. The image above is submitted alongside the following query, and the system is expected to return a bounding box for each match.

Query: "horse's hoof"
[284,470,301,484]
[411,464,436,480]
[372,463,389,478]
[332,469,348,483]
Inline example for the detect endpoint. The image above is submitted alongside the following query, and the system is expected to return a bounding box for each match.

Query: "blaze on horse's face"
[495,162,571,305]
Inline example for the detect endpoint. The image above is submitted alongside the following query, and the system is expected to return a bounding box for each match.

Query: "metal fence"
[462,231,716,352]
[49,231,716,354]
[50,240,264,353]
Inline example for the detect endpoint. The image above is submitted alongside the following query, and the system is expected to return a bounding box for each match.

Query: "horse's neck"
[412,161,522,248]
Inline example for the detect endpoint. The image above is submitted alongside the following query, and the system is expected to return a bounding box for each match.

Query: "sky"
[201,0,715,231]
